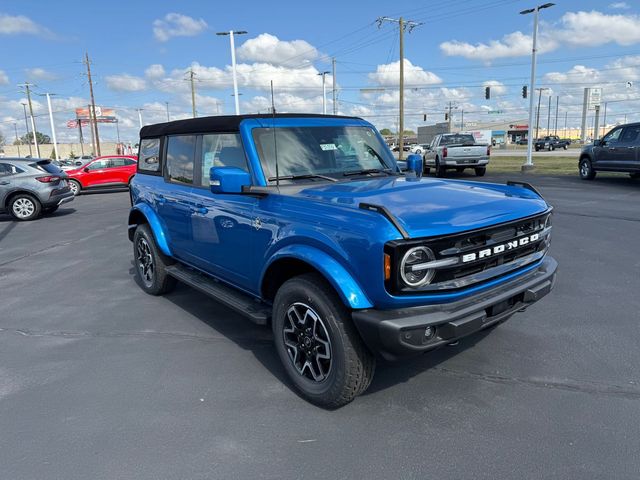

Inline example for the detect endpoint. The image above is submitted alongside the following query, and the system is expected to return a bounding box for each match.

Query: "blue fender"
[264,245,373,309]
[128,204,173,257]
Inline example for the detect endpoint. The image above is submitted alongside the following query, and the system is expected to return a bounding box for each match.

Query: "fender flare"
[263,245,373,310]
[128,204,172,257]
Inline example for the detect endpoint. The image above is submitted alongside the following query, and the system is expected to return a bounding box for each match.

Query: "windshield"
[252,126,396,182]
[440,134,476,146]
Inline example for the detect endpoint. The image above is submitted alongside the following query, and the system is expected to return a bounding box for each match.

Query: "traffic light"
[444,112,449,121]
[485,86,491,99]
[423,114,427,122]
[522,85,528,98]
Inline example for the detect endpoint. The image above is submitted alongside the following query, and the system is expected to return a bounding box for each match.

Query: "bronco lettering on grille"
[461,233,540,263]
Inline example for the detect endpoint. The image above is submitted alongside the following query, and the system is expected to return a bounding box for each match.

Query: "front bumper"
[352,256,557,361]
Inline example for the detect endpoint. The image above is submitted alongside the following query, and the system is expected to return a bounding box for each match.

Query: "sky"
[1,0,640,146]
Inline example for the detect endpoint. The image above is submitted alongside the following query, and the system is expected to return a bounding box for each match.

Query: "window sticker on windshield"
[320,143,337,151]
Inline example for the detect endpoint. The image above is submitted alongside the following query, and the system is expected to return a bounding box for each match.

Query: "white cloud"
[368,59,441,87]
[153,13,207,42]
[0,13,41,35]
[0,70,8,85]
[237,33,319,67]
[25,67,58,81]
[609,2,630,9]
[105,74,147,92]
[441,10,640,61]
[144,64,165,79]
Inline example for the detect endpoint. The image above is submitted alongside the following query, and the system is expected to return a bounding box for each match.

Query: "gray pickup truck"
[423,133,490,177]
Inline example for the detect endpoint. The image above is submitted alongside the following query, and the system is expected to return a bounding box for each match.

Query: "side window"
[603,128,622,143]
[620,126,640,144]
[87,159,110,170]
[138,138,161,173]
[199,133,247,187]
[166,135,196,185]
[124,158,136,166]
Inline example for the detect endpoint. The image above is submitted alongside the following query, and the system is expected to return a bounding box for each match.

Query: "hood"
[290,177,549,239]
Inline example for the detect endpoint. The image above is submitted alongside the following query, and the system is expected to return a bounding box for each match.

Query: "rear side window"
[620,126,640,144]
[166,135,196,185]
[138,138,161,173]
[110,157,130,167]
[30,161,62,175]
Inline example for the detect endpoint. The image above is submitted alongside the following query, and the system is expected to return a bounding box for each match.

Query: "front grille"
[386,212,551,294]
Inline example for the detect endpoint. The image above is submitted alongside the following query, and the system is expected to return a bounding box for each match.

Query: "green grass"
[489,156,578,174]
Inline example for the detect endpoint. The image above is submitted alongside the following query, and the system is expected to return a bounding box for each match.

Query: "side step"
[165,264,271,325]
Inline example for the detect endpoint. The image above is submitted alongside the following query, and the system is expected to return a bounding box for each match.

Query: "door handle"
[191,204,208,215]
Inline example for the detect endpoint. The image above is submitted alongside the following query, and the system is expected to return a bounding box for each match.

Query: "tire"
[272,273,375,408]
[132,224,176,295]
[535,146,540,152]
[579,158,596,180]
[563,145,568,150]
[9,194,41,221]
[548,144,553,151]
[474,167,486,177]
[43,206,59,215]
[435,158,446,178]
[68,180,81,196]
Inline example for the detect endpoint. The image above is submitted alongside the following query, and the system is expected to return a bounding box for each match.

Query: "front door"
[593,127,623,169]
[83,158,113,186]
[187,133,257,290]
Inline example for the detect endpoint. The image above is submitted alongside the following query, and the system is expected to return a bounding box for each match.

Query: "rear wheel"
[273,273,375,408]
[475,167,486,177]
[563,145,568,150]
[9,194,41,221]
[68,180,81,196]
[133,224,176,295]
[435,158,446,178]
[579,158,596,180]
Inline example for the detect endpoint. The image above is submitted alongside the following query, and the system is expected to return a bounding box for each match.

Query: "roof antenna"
[271,80,280,190]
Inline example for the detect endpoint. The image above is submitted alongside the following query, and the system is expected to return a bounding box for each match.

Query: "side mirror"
[594,139,602,147]
[210,166,251,194]
[83,167,90,172]
[406,154,423,178]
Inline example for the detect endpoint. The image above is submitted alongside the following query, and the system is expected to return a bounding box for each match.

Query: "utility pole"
[318,71,329,114]
[520,2,555,171]
[136,109,144,129]
[332,57,337,115]
[461,110,464,131]
[14,123,21,157]
[564,111,568,138]
[188,69,197,118]
[21,103,32,156]
[602,102,607,138]
[216,30,248,115]
[448,102,454,133]
[43,93,59,160]
[165,101,170,122]
[18,82,40,157]
[535,88,547,141]
[377,16,423,160]
[84,52,101,156]
[554,95,559,135]
[546,95,551,136]
[593,105,600,141]
[87,104,96,155]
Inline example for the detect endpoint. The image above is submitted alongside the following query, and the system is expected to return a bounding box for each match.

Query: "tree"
[403,130,415,136]
[19,131,51,145]
[380,128,393,136]
[0,133,5,146]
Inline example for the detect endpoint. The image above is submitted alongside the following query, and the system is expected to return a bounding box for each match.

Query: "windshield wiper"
[268,174,338,182]
[343,168,395,177]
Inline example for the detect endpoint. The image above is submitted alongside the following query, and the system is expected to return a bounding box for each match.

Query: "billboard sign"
[74,107,117,123]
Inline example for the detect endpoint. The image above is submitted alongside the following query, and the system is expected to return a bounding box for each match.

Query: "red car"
[66,155,137,195]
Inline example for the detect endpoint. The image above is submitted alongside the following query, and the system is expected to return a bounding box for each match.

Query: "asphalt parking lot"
[1,174,639,480]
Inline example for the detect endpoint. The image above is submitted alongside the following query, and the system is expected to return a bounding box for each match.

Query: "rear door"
[0,162,25,207]
[108,157,134,185]
[613,125,640,170]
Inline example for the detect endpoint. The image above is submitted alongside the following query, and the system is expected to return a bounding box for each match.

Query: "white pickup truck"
[423,133,490,177]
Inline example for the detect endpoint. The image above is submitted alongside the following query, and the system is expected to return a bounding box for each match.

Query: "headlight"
[400,246,435,287]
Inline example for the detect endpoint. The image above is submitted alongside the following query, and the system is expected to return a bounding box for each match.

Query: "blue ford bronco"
[128,114,557,407]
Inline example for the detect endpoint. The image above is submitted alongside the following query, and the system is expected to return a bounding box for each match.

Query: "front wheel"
[68,180,81,196]
[272,273,375,408]
[9,194,41,221]
[579,158,596,180]
[563,145,568,150]
[133,224,176,295]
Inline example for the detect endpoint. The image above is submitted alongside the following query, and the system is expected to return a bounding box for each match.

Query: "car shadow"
[0,220,17,242]
[127,261,499,404]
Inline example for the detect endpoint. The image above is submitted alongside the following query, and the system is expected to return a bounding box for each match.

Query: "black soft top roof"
[139,113,361,138]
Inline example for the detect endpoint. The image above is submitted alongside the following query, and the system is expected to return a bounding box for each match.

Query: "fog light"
[424,326,435,340]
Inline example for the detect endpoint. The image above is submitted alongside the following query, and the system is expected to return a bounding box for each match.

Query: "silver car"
[0,158,74,221]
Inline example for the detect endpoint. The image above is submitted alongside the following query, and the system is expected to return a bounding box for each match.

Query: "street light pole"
[318,71,329,114]
[217,30,248,115]
[165,101,170,122]
[521,2,555,171]
[44,93,59,160]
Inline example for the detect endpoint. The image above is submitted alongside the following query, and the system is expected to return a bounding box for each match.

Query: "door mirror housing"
[406,154,423,178]
[83,167,90,173]
[210,166,251,194]
[594,139,603,147]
